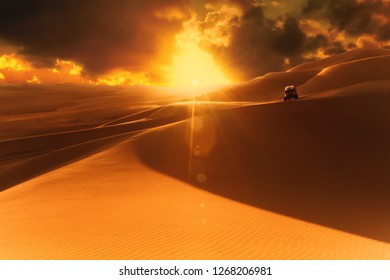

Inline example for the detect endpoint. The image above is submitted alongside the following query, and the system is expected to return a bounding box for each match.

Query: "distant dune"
[202,48,390,102]
[0,48,389,259]
[289,48,390,72]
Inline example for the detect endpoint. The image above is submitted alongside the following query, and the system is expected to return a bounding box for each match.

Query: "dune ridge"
[289,48,390,72]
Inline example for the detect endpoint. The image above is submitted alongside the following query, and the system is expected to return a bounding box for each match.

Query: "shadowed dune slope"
[136,89,390,242]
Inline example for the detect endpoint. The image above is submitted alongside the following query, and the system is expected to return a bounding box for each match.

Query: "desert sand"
[0,48,389,259]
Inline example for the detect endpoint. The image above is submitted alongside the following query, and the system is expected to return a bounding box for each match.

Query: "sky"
[0,0,389,87]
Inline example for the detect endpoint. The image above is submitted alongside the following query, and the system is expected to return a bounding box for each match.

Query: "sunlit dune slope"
[299,55,390,94]
[289,48,390,72]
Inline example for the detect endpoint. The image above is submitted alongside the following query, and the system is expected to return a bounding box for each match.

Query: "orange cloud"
[0,50,159,86]
[96,70,152,86]
[200,3,243,48]
[0,52,90,84]
[0,0,191,84]
[54,60,83,76]
[299,19,327,37]
[356,35,386,48]
[0,54,30,71]
[27,76,40,84]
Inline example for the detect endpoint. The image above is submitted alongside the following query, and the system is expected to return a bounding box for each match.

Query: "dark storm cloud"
[347,42,358,49]
[271,15,306,56]
[302,0,390,40]
[376,22,390,41]
[0,0,191,81]
[213,5,288,80]
[323,41,346,55]
[304,34,329,52]
[199,1,327,80]
[199,0,389,80]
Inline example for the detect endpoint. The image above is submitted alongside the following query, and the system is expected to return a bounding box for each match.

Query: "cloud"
[198,1,327,80]
[356,35,382,48]
[304,34,329,52]
[0,0,191,83]
[0,53,29,71]
[323,41,346,55]
[196,0,390,81]
[0,0,388,84]
[302,0,390,40]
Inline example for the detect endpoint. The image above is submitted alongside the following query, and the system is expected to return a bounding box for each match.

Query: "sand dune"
[289,48,390,72]
[0,48,389,259]
[0,101,251,191]
[0,139,389,259]
[136,91,390,243]
[202,48,390,102]
[299,55,390,94]
[0,84,184,140]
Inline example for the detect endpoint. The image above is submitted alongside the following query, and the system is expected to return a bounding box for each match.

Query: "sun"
[168,21,231,87]
[191,78,200,86]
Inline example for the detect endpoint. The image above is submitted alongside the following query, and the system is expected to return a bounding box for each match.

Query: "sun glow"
[168,21,231,87]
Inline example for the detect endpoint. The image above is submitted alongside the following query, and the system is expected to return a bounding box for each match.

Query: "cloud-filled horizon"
[0,0,389,86]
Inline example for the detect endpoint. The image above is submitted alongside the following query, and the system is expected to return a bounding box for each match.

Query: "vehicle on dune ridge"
[284,85,298,101]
